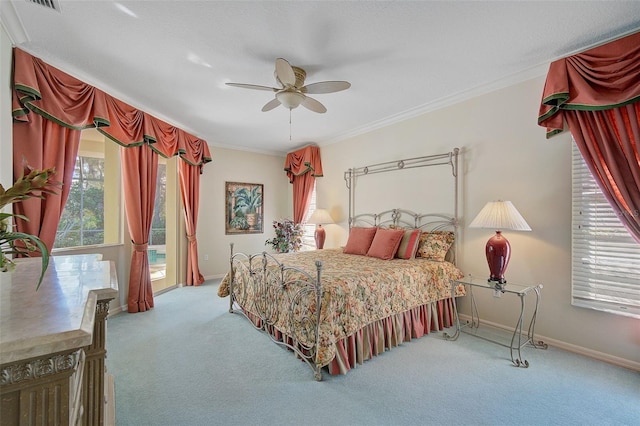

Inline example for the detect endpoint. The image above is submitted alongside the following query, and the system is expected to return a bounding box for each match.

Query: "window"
[150,163,167,247]
[302,182,317,250]
[54,131,120,249]
[571,143,640,318]
[55,155,105,247]
[149,162,167,283]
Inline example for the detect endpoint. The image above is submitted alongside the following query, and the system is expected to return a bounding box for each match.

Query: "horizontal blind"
[572,144,640,318]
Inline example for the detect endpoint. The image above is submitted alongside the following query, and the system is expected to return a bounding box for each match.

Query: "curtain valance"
[284,145,323,183]
[11,48,212,167]
[538,31,640,138]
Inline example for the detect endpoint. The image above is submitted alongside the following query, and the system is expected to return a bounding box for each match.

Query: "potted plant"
[234,186,262,228]
[0,166,60,289]
[265,219,304,253]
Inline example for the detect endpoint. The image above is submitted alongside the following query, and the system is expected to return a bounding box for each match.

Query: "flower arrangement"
[265,219,304,253]
[0,166,60,289]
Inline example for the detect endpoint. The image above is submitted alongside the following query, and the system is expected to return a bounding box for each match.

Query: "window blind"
[572,143,640,319]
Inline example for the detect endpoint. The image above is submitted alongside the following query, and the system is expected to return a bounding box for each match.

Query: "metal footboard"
[228,243,324,381]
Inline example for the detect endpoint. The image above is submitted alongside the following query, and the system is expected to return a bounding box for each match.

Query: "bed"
[218,149,464,380]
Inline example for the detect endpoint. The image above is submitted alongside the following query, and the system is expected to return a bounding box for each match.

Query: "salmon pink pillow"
[367,228,405,260]
[343,227,378,255]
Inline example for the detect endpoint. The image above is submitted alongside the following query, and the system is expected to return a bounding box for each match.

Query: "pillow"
[416,231,455,261]
[366,228,405,260]
[395,229,422,259]
[343,227,378,255]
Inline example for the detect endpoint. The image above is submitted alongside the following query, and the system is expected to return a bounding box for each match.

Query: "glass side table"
[444,275,548,367]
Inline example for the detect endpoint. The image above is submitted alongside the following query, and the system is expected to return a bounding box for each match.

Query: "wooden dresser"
[0,254,118,425]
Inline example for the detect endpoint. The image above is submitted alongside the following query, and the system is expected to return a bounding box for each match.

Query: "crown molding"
[320,63,549,146]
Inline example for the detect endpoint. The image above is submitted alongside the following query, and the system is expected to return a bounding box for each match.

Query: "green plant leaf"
[1,231,49,290]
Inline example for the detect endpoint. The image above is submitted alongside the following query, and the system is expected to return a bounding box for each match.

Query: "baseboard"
[109,305,125,316]
[107,276,224,317]
[458,314,640,372]
[204,273,225,281]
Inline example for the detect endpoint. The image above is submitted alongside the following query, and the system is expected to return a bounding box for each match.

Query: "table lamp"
[307,208,334,249]
[469,200,531,285]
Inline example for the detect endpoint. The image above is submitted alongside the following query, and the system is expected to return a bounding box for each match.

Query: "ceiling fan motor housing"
[275,66,307,88]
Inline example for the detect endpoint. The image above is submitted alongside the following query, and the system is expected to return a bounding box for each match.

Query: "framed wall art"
[225,182,264,234]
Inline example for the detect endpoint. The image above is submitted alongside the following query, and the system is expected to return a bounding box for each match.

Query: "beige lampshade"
[469,201,531,231]
[307,208,334,225]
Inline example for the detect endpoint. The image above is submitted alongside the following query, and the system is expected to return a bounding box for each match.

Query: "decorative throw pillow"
[395,229,422,259]
[416,231,455,261]
[367,228,405,260]
[343,227,378,255]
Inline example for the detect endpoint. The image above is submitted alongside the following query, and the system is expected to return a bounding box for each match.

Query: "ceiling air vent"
[25,0,62,12]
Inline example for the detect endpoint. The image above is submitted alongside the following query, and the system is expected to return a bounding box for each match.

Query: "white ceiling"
[2,1,640,155]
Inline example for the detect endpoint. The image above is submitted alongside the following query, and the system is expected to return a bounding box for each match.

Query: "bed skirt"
[242,296,456,376]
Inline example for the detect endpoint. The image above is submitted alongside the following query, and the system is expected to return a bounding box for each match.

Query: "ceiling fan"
[226,58,350,113]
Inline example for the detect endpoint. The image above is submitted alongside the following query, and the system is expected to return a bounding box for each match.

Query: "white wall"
[320,76,639,369]
[196,146,290,278]
[1,26,12,189]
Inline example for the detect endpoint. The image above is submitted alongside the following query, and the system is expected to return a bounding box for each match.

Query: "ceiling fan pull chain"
[289,109,292,141]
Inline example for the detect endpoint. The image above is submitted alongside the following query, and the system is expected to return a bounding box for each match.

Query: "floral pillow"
[416,231,454,261]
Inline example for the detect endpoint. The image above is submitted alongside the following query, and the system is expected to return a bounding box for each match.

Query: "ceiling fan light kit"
[227,58,350,114]
[276,90,305,109]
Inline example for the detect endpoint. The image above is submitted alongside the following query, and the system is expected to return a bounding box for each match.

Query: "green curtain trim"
[545,128,564,139]
[539,91,640,138]
[560,95,640,111]
[284,160,324,177]
[149,144,172,160]
[540,92,640,123]
[22,102,104,131]
[12,107,28,119]
[97,129,146,148]
[14,83,42,101]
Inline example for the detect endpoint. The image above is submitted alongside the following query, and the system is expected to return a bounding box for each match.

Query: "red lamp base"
[485,231,511,284]
[314,225,326,250]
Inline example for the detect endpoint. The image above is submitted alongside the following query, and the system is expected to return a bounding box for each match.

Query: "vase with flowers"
[1,166,60,289]
[265,219,304,253]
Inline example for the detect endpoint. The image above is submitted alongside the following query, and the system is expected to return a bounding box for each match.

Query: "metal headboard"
[343,148,461,262]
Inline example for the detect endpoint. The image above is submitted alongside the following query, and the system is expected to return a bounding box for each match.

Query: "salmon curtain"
[538,31,640,242]
[122,146,158,312]
[179,160,205,286]
[12,113,80,251]
[12,47,212,311]
[284,145,323,223]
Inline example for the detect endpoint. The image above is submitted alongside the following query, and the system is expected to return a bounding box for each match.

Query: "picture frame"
[225,182,264,234]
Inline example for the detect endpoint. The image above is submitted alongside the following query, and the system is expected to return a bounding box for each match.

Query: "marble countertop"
[0,254,118,365]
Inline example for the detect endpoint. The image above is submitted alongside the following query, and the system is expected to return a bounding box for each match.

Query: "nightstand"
[444,275,548,367]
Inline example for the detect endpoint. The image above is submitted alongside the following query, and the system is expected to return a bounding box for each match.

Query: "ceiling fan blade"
[302,81,351,94]
[301,95,327,114]
[261,97,281,112]
[275,58,296,87]
[226,83,278,92]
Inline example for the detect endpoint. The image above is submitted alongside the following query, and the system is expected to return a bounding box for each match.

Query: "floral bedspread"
[219,248,464,366]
